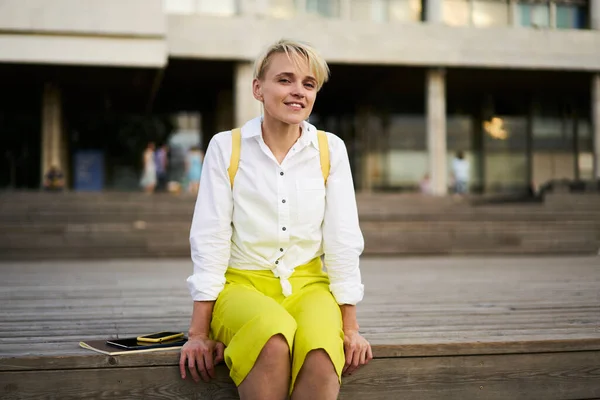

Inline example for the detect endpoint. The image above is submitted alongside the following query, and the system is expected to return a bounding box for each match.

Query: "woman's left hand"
[342,329,373,376]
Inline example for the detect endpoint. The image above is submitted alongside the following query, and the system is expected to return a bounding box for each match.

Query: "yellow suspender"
[228,128,330,188]
[228,128,242,189]
[316,130,330,184]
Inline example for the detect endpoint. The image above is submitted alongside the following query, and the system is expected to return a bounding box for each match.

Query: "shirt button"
[280,248,283,252]
[282,227,286,231]
[280,172,284,176]
[282,199,286,203]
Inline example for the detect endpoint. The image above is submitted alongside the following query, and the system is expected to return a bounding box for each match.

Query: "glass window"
[443,0,471,26]
[163,0,237,15]
[472,0,509,27]
[163,0,195,14]
[517,2,550,28]
[196,0,237,16]
[387,114,427,189]
[389,0,422,22]
[268,0,297,18]
[350,0,421,22]
[578,118,593,151]
[556,3,586,29]
[447,115,473,151]
[483,116,528,193]
[306,0,340,18]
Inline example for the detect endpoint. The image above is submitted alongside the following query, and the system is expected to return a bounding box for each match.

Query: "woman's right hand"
[179,335,225,383]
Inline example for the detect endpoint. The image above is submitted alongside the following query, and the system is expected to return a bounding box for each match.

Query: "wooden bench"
[3,338,600,399]
[1,256,600,399]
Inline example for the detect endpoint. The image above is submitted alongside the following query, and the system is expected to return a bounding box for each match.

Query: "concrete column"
[425,0,443,23]
[589,0,600,179]
[41,83,67,186]
[591,0,600,29]
[549,1,557,28]
[234,62,262,128]
[426,68,447,196]
[509,0,518,26]
[593,74,600,180]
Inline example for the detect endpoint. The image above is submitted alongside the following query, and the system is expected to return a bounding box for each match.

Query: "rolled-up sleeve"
[322,135,365,305]
[187,133,233,301]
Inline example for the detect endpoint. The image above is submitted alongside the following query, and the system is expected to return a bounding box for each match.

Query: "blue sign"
[74,150,104,191]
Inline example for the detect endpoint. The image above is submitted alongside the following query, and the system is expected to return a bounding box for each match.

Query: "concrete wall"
[167,15,600,71]
[0,0,165,36]
[0,0,167,67]
[0,35,167,67]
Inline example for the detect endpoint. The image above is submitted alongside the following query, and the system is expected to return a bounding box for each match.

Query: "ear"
[252,78,263,102]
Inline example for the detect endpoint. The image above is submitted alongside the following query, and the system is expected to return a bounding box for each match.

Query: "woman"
[139,142,156,193]
[180,39,371,400]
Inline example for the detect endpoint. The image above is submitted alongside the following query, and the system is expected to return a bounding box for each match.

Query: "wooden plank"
[3,338,600,372]
[1,256,599,360]
[1,351,600,400]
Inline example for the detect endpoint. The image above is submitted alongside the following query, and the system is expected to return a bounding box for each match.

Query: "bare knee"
[260,334,290,363]
[306,349,335,371]
[293,349,339,399]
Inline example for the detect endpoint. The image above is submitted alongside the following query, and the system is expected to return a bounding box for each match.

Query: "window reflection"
[484,116,528,193]
[518,2,550,28]
[472,0,509,27]
[388,114,427,190]
[267,0,297,18]
[389,0,422,21]
[163,0,195,14]
[350,0,421,22]
[443,0,470,26]
[306,0,340,17]
[197,0,237,15]
[163,0,237,15]
[556,3,586,29]
[577,120,593,179]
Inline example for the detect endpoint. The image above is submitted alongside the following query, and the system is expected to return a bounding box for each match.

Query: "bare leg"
[238,334,291,400]
[291,349,339,400]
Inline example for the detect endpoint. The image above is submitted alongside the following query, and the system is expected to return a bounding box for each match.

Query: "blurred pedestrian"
[451,151,469,195]
[155,143,169,192]
[419,173,431,195]
[140,142,156,193]
[43,165,65,191]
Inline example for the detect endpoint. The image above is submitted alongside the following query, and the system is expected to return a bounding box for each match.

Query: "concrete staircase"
[0,192,598,260]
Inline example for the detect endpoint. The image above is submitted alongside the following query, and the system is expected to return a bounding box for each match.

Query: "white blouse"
[187,117,364,305]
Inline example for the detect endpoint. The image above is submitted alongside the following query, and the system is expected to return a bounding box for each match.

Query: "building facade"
[0,0,599,194]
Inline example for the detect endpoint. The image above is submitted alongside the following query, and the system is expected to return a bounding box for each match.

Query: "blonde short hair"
[254,39,330,90]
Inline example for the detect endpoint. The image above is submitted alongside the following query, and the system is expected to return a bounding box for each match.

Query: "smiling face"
[253,52,318,126]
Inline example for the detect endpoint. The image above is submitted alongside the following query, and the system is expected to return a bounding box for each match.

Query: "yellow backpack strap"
[317,130,330,185]
[228,128,241,189]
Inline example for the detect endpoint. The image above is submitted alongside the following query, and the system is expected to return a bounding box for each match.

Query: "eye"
[279,78,291,84]
[304,82,316,89]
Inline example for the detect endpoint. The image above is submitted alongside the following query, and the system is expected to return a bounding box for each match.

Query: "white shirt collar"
[240,117,319,149]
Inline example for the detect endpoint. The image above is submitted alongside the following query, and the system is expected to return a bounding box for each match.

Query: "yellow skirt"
[210,257,344,394]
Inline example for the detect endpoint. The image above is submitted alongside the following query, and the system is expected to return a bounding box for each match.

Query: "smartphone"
[136,331,185,343]
[106,337,187,350]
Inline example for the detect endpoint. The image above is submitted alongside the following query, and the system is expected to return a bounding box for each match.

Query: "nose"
[291,82,305,98]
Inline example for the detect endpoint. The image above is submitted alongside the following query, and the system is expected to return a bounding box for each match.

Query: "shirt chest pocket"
[295,178,326,223]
